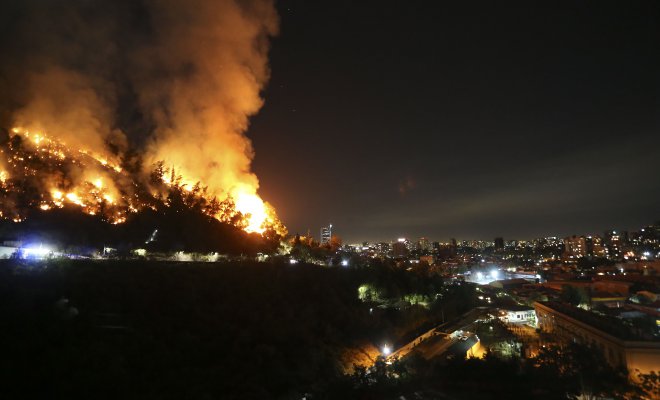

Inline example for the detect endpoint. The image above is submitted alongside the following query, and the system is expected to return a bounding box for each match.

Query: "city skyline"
[319,220,660,244]
[250,1,660,241]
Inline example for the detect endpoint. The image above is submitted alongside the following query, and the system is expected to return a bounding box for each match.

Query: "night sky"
[250,0,659,243]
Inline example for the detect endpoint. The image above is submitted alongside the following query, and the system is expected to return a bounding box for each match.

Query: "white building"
[499,306,536,325]
[0,245,18,258]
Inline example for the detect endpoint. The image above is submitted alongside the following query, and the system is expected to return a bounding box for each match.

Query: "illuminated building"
[0,243,18,258]
[586,236,608,257]
[404,238,416,252]
[374,242,391,256]
[605,230,628,256]
[563,235,587,258]
[494,237,504,251]
[535,301,660,378]
[418,237,431,252]
[320,224,332,245]
[498,305,536,325]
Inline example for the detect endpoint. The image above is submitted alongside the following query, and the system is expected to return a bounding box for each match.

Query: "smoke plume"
[0,0,281,232]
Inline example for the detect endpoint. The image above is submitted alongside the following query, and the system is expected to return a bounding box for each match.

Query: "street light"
[381,345,391,356]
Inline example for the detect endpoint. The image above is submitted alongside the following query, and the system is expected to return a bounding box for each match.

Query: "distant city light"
[476,272,484,280]
[133,248,147,257]
[381,345,391,356]
[341,260,349,267]
[490,270,499,280]
[289,259,298,265]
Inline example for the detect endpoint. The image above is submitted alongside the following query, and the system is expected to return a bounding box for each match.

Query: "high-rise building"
[418,237,431,252]
[392,240,408,257]
[604,230,627,256]
[634,223,660,246]
[586,236,608,258]
[320,224,332,245]
[375,242,391,256]
[395,238,415,253]
[564,235,587,258]
[494,237,504,251]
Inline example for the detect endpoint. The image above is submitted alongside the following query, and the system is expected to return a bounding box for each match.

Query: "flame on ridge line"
[6,127,276,235]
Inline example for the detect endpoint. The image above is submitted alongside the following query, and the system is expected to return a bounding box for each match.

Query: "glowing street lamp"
[381,345,391,356]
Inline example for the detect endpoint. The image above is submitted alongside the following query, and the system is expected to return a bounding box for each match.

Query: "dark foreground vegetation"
[0,258,477,399]
[341,343,639,400]
[1,258,650,399]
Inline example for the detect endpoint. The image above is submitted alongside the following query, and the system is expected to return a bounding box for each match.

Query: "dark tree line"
[0,181,281,256]
[0,141,284,255]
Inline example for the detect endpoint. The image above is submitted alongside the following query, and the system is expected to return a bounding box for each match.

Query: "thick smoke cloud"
[0,0,278,199]
[133,0,278,196]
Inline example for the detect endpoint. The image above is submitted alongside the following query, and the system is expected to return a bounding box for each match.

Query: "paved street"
[384,307,490,362]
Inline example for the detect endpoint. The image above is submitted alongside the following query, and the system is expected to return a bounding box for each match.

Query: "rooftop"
[536,301,656,342]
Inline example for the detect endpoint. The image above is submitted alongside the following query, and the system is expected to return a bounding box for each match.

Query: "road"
[414,333,458,359]
[387,325,448,360]
[385,307,490,362]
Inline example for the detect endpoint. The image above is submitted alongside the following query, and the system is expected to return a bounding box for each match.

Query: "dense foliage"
[1,258,643,399]
[0,258,469,399]
[333,342,637,399]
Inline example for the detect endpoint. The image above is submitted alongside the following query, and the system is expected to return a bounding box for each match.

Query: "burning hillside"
[0,127,286,237]
[0,0,286,240]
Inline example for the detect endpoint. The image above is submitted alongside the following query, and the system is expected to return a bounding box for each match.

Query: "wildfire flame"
[1,127,286,237]
[0,0,287,242]
[1,0,284,239]
[234,191,269,234]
